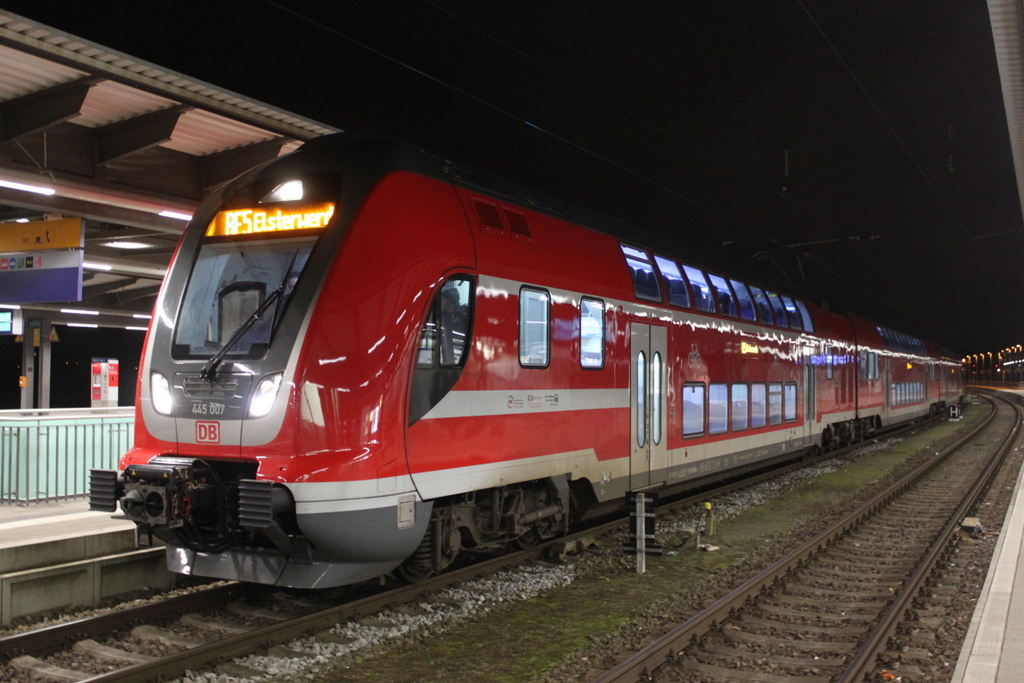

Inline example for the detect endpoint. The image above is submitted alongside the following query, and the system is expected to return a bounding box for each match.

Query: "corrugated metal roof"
[75,80,176,128]
[165,109,279,156]
[0,10,340,144]
[0,10,343,321]
[0,42,83,103]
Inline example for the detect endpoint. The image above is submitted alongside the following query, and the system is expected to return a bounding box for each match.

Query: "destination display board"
[205,203,335,237]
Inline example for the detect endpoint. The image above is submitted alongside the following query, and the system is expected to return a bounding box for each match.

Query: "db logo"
[196,421,220,443]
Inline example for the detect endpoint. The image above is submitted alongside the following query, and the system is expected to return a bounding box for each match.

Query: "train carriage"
[90,133,962,588]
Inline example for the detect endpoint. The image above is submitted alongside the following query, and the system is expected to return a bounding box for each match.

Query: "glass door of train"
[805,356,816,444]
[630,324,669,490]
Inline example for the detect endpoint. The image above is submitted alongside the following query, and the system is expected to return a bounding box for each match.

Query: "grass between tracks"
[318,405,984,683]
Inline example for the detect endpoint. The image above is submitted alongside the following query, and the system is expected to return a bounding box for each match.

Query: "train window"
[637,352,647,447]
[519,288,550,367]
[709,383,728,434]
[870,352,879,380]
[826,347,834,380]
[784,383,797,421]
[580,298,605,369]
[780,297,802,330]
[409,275,476,425]
[683,265,716,313]
[416,276,474,369]
[750,384,767,428]
[748,285,774,324]
[766,292,788,327]
[731,383,749,431]
[708,275,738,317]
[795,300,814,332]
[682,383,705,437]
[654,256,691,308]
[859,350,868,380]
[730,280,757,321]
[652,353,663,445]
[172,236,318,360]
[931,364,937,380]
[768,382,783,425]
[621,245,662,302]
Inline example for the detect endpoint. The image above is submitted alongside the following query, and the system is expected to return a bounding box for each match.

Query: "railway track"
[0,415,951,683]
[590,393,1018,683]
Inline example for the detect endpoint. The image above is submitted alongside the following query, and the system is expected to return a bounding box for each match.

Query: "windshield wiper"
[200,287,283,381]
[200,248,303,382]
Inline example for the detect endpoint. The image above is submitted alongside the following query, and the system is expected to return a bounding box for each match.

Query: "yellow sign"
[741,342,759,354]
[0,217,84,252]
[205,203,335,237]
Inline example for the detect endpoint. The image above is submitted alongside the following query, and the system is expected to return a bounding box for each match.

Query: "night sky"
[1,1,1020,360]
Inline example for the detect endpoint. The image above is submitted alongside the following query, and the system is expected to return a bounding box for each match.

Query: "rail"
[589,395,1007,683]
[0,407,134,504]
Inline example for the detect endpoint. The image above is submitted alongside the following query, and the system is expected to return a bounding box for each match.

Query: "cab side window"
[410,275,475,425]
[417,277,473,368]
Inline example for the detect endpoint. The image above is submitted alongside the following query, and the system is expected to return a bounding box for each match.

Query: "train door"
[630,324,668,490]
[804,357,816,442]
[883,358,891,422]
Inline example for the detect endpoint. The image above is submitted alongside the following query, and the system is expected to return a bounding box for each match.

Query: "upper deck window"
[748,285,774,325]
[708,275,738,317]
[730,280,757,321]
[795,300,814,332]
[621,245,662,302]
[780,296,802,330]
[683,265,716,313]
[654,256,691,308]
[766,291,788,326]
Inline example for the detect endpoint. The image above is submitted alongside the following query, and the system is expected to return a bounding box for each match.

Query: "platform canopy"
[0,9,339,328]
[989,0,1024,237]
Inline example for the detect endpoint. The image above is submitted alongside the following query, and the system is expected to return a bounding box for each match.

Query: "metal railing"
[0,407,134,504]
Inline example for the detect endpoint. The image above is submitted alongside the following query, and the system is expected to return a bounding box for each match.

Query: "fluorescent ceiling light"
[66,322,98,328]
[159,210,192,221]
[125,326,149,331]
[104,241,156,250]
[0,304,20,310]
[84,262,113,271]
[0,179,56,196]
[15,218,29,223]
[133,313,153,319]
[61,308,99,315]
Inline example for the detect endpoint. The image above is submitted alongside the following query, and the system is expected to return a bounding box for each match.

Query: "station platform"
[0,498,170,626]
[951,388,1024,682]
[0,498,136,573]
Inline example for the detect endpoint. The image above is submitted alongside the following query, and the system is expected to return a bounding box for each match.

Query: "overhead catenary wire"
[259,0,934,326]
[796,0,1008,329]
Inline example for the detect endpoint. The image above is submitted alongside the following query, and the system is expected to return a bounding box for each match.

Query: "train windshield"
[172,235,317,359]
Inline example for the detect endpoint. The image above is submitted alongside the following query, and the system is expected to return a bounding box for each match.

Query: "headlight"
[151,372,172,415]
[249,373,283,418]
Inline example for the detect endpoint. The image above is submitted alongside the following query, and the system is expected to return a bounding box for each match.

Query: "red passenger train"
[90,133,963,588]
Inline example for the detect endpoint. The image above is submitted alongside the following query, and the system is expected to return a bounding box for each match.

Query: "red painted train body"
[90,133,963,588]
